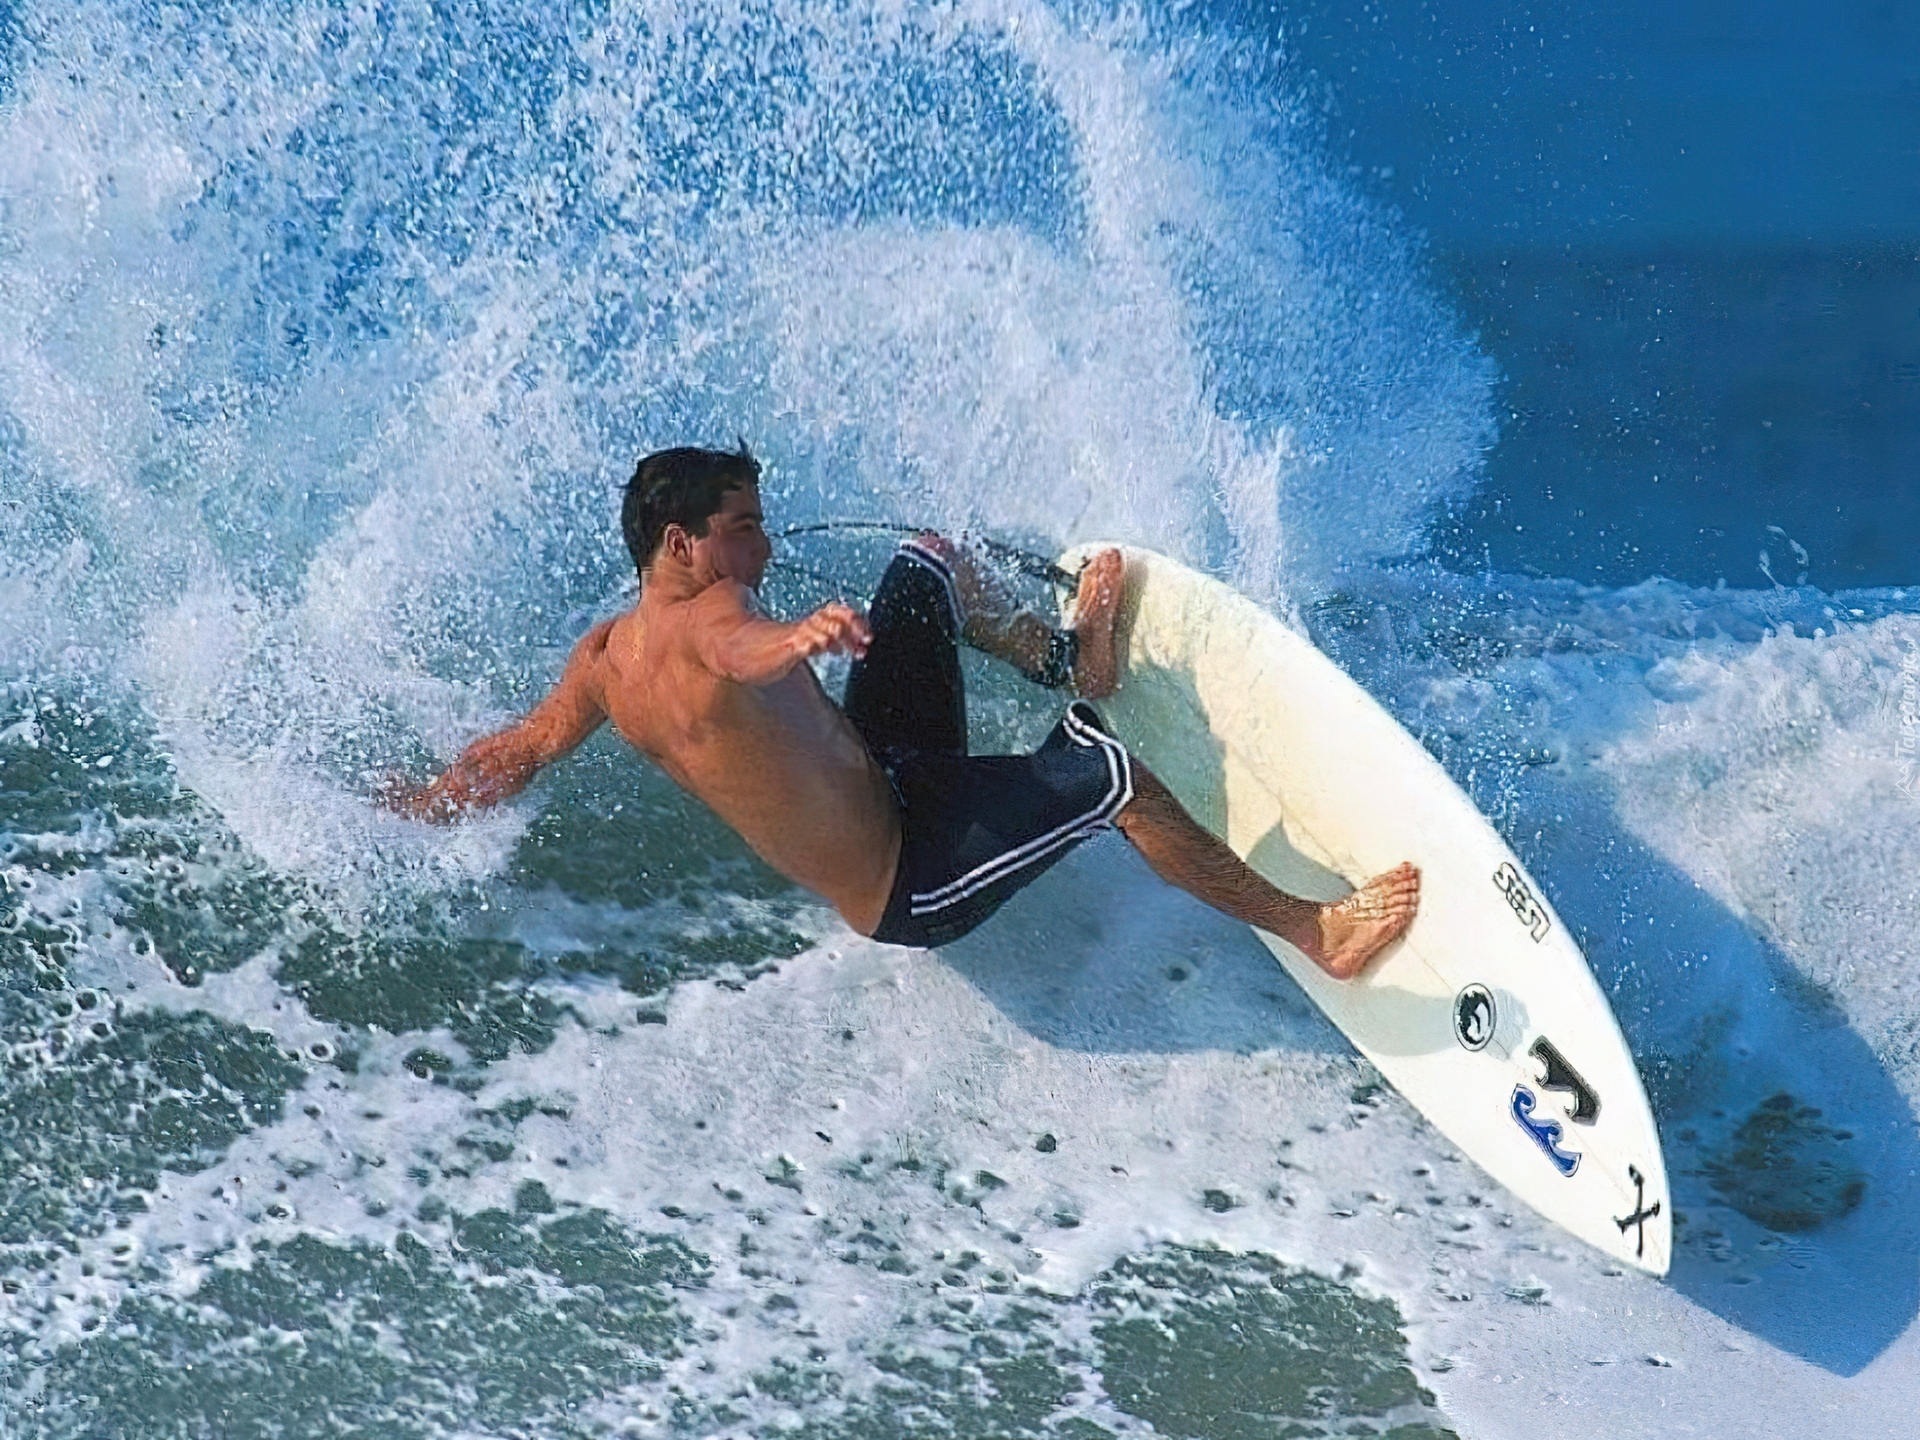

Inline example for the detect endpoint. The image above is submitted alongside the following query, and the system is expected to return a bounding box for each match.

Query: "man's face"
[689,484,772,590]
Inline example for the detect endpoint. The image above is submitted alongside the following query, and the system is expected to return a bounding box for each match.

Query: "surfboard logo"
[1529,1037,1600,1124]
[1511,1085,1582,1176]
[1492,861,1552,942]
[1614,1164,1663,1259]
[1453,985,1497,1051]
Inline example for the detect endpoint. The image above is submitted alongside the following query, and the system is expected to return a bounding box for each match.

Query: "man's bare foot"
[1307,862,1421,980]
[1071,548,1124,699]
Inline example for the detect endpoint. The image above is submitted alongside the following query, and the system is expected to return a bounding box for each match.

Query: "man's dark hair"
[622,444,762,574]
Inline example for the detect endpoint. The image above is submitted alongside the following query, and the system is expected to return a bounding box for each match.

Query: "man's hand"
[378,775,473,825]
[377,731,540,823]
[788,601,871,664]
[380,620,612,823]
[377,773,448,823]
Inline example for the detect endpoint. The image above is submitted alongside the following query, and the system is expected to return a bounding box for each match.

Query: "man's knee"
[908,531,960,566]
[893,535,968,633]
[1112,758,1179,832]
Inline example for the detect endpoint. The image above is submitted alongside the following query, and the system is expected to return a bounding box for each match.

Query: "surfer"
[387,446,1419,978]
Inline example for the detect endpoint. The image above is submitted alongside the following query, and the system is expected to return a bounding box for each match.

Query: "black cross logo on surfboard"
[1613,1164,1662,1259]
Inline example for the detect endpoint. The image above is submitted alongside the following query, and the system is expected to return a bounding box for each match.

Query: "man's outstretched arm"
[386,620,614,822]
[688,581,870,685]
[1114,760,1420,981]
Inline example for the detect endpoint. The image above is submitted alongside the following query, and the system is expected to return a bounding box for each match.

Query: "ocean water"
[1,1,1916,1437]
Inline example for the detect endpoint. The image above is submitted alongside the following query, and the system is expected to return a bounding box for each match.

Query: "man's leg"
[906,537,1418,974]
[843,543,969,757]
[1115,761,1421,981]
[911,536,1123,699]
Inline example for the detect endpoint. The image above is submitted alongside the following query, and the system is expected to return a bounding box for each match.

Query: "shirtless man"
[391,446,1419,976]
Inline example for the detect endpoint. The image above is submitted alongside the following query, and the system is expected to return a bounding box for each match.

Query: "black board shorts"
[843,539,1134,948]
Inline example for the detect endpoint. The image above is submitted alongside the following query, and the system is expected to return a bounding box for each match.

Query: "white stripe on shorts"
[896,538,966,634]
[907,705,1133,916]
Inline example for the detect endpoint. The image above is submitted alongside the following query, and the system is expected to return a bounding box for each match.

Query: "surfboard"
[1059,543,1671,1276]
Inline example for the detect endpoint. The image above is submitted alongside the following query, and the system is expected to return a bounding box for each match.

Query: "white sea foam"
[38,787,1920,1435]
[1592,614,1920,1081]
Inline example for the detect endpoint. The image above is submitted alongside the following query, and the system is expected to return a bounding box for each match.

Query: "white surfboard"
[1060,544,1670,1276]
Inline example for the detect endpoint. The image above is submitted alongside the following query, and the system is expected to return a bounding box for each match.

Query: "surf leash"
[773,520,1078,589]
[773,519,1083,689]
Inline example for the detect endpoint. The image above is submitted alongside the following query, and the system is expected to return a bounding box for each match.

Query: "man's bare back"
[394,485,906,933]
[591,549,903,933]
[390,470,1420,976]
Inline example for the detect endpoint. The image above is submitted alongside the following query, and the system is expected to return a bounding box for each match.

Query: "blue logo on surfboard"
[1511,1085,1581,1177]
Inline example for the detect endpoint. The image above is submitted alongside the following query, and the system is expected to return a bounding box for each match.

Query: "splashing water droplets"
[1,2,1486,902]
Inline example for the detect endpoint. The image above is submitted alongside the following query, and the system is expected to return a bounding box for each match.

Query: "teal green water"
[1,674,1458,1438]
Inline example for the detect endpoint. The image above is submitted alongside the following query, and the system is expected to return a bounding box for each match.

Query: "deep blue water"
[1243,0,1920,588]
[3,0,1910,585]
